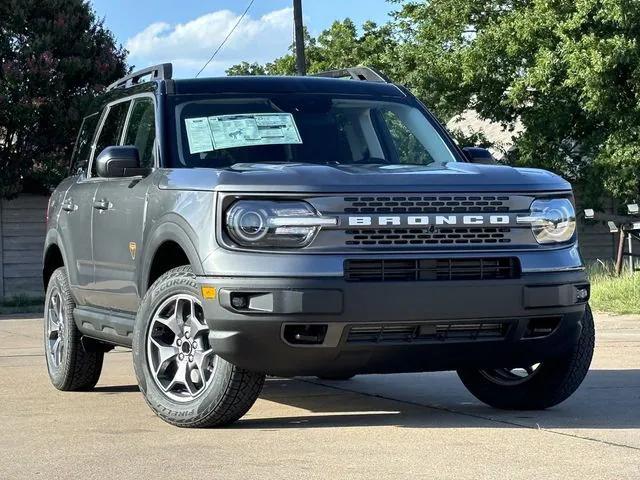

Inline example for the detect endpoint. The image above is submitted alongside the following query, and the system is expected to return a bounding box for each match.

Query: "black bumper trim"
[199,271,588,376]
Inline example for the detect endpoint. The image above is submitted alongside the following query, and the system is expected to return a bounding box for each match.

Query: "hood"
[157,162,571,193]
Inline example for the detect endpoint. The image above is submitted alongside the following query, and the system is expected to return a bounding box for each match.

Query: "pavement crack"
[300,378,640,452]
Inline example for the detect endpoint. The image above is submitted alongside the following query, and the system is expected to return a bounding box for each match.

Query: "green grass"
[589,267,640,315]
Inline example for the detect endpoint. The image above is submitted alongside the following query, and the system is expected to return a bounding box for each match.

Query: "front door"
[58,178,99,305]
[90,96,157,313]
[57,112,101,305]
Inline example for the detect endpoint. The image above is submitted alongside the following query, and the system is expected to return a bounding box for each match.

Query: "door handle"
[61,199,76,212]
[93,199,111,211]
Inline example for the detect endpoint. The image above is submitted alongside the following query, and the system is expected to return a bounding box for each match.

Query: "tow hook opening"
[283,324,328,345]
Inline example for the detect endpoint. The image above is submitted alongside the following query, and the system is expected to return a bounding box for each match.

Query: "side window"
[123,97,156,168]
[70,113,99,174]
[91,100,131,176]
[380,109,434,165]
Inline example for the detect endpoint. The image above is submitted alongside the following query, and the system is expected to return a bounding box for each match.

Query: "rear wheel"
[457,305,594,410]
[133,266,265,427]
[44,267,104,391]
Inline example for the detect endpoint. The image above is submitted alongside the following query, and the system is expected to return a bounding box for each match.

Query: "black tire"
[44,267,104,391]
[132,266,265,428]
[317,374,356,381]
[457,304,595,410]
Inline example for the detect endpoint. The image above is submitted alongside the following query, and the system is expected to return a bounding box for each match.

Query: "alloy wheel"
[46,290,65,368]
[146,294,215,402]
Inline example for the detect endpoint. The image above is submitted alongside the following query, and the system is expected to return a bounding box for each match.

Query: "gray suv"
[43,64,594,427]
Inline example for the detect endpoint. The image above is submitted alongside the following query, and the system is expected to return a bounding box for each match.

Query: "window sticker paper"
[207,113,302,150]
[184,117,214,154]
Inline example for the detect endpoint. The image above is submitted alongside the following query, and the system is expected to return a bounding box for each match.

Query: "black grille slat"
[344,257,520,282]
[343,195,511,214]
[347,322,509,344]
[345,227,512,246]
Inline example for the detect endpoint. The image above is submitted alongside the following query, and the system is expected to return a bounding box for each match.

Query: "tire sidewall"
[44,268,75,388]
[132,267,234,424]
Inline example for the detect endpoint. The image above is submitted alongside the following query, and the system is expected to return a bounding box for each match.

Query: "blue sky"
[90,0,396,78]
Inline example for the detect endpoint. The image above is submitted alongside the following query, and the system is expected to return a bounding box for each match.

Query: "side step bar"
[74,306,135,347]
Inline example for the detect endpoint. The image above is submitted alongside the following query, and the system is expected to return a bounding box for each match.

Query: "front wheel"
[457,305,595,410]
[132,266,265,427]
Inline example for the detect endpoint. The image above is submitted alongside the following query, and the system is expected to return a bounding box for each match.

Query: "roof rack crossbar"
[312,67,390,83]
[107,63,173,91]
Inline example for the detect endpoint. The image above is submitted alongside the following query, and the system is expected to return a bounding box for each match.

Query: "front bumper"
[199,271,589,377]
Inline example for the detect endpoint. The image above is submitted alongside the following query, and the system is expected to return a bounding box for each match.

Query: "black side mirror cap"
[95,146,149,177]
[462,147,495,165]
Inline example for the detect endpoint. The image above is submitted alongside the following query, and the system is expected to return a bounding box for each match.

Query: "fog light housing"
[230,294,249,310]
[576,285,590,303]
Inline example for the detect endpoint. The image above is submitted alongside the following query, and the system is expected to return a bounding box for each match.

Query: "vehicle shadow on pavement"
[231,370,640,430]
[92,384,140,393]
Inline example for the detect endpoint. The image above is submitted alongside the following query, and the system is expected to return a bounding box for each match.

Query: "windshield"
[170,95,458,168]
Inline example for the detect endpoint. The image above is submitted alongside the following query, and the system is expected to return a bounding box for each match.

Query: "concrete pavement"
[0,313,638,479]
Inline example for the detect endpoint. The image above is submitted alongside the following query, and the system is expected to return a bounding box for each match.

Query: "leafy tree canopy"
[0,0,127,197]
[228,1,640,203]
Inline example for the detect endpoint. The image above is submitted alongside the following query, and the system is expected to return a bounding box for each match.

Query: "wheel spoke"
[48,310,59,338]
[186,315,208,339]
[52,337,63,366]
[57,297,64,326]
[155,314,182,338]
[165,361,187,392]
[193,348,213,375]
[150,338,179,375]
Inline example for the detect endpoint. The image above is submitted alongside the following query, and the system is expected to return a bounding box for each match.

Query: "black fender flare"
[43,229,71,286]
[139,218,203,297]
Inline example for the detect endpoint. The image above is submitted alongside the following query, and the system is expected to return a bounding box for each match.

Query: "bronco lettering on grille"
[348,215,511,227]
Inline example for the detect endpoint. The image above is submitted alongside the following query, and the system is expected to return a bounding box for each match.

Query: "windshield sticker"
[207,113,302,150]
[185,117,214,154]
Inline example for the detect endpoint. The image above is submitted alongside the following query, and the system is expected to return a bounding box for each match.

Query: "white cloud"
[125,8,293,78]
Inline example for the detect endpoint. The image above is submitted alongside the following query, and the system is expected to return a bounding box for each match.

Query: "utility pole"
[293,0,306,76]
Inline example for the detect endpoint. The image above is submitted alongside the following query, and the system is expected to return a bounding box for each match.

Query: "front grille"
[344,257,520,282]
[343,195,512,214]
[346,321,510,344]
[345,227,512,246]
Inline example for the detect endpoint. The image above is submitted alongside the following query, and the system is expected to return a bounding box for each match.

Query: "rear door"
[90,95,157,313]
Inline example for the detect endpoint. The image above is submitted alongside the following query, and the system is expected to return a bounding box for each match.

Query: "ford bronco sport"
[43,64,594,427]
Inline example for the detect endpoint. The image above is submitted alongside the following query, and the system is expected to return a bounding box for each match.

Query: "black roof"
[170,75,406,98]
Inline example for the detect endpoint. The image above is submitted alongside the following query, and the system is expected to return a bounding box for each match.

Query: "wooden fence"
[0,194,48,300]
[0,192,636,302]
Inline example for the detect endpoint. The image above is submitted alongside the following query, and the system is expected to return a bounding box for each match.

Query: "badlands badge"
[129,242,137,260]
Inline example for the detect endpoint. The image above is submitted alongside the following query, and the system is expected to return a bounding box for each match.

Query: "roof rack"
[107,63,173,91]
[312,67,390,83]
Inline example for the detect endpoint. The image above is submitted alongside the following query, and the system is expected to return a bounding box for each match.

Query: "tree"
[393,0,640,203]
[226,19,399,77]
[0,0,128,197]
[227,1,640,203]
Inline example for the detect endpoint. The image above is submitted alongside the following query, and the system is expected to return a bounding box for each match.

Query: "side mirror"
[462,147,495,165]
[95,146,148,177]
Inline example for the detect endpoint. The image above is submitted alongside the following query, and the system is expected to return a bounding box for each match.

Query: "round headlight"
[225,200,337,248]
[526,198,576,244]
[226,205,269,243]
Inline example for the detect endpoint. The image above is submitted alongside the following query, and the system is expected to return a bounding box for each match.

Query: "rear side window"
[70,113,99,174]
[123,97,156,168]
[91,100,131,176]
